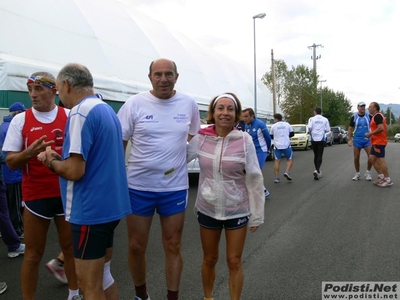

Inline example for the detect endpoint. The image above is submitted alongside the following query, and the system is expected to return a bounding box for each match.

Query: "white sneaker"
[134,295,151,300]
[373,176,385,186]
[318,171,322,178]
[313,170,319,180]
[352,173,361,181]
[8,243,25,258]
[377,180,394,188]
[264,189,270,198]
[364,171,372,181]
[45,258,68,284]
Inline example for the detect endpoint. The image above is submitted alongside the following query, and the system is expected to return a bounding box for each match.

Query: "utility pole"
[308,43,323,74]
[271,49,277,116]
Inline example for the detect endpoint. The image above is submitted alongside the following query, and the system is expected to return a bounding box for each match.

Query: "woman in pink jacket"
[187,93,265,300]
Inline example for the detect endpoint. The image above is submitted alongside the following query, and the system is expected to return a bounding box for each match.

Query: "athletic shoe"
[134,295,151,300]
[274,178,280,183]
[364,171,372,181]
[71,295,83,300]
[373,177,385,186]
[377,180,394,188]
[0,282,7,294]
[352,173,361,181]
[284,172,292,181]
[264,189,270,198]
[318,171,322,178]
[313,170,319,180]
[19,233,24,239]
[45,258,68,284]
[8,243,25,258]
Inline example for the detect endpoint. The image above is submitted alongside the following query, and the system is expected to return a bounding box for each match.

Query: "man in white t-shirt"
[308,107,331,180]
[117,58,201,300]
[269,113,294,183]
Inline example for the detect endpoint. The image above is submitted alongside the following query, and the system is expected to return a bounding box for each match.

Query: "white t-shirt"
[308,114,330,142]
[270,121,293,150]
[3,106,70,152]
[117,91,200,192]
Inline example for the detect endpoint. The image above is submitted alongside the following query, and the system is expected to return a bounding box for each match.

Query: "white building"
[0,0,275,122]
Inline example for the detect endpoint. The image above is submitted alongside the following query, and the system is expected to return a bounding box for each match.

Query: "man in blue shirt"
[242,108,271,197]
[0,102,26,238]
[39,63,131,299]
[347,101,372,181]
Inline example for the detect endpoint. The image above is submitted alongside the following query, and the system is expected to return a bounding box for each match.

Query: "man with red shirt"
[2,72,80,299]
[365,102,393,187]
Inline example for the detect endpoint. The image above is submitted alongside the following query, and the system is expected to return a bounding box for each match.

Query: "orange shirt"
[370,113,387,146]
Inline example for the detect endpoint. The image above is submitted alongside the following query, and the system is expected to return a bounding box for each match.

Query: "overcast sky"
[130,0,400,110]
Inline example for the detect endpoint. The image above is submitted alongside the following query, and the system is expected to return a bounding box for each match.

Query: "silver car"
[325,130,334,146]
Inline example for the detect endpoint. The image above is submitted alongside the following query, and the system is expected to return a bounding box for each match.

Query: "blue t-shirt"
[245,118,271,153]
[0,116,23,184]
[60,96,131,225]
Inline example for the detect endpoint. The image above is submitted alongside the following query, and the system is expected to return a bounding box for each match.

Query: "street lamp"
[253,12,266,117]
[318,79,327,113]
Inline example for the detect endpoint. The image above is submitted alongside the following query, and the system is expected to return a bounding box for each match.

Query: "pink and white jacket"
[187,125,265,227]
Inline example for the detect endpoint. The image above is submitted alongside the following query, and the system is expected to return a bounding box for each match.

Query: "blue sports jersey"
[60,96,131,225]
[245,118,271,153]
[352,113,371,142]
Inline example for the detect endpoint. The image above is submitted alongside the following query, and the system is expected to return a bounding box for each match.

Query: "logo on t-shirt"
[173,114,188,124]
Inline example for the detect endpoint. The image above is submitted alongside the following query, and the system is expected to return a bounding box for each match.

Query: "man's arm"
[347,126,354,146]
[6,135,54,170]
[46,152,86,181]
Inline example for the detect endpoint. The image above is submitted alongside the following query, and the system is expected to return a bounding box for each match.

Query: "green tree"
[383,108,396,126]
[262,59,352,125]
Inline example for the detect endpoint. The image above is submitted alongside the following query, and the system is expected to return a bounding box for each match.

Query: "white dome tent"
[0,0,274,121]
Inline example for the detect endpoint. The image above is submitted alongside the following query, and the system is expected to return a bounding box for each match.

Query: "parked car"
[331,126,346,144]
[187,124,210,173]
[290,124,311,150]
[394,133,400,142]
[342,130,348,143]
[325,130,334,146]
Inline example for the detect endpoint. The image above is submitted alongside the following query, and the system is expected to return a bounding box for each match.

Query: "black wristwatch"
[48,158,60,172]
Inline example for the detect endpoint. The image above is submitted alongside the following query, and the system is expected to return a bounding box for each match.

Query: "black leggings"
[311,141,325,172]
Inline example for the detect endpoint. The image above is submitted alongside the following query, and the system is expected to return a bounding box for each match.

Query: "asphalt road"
[1,142,399,300]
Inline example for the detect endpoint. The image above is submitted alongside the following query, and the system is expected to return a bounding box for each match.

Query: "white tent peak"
[0,0,274,118]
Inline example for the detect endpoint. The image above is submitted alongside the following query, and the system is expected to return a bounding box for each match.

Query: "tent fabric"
[0,0,274,118]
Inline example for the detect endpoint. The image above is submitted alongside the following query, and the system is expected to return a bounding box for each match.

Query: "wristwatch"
[48,158,60,172]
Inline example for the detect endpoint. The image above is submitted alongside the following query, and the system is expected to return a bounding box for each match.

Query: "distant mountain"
[379,103,400,119]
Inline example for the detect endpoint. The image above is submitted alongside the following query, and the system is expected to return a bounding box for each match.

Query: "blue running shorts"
[129,189,188,217]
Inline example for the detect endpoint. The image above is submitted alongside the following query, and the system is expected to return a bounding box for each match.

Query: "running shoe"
[71,296,83,300]
[0,282,7,294]
[134,295,151,300]
[364,171,372,181]
[352,173,361,181]
[264,189,270,198]
[313,170,319,180]
[284,172,292,181]
[45,258,68,284]
[8,243,25,258]
[373,177,385,186]
[377,180,394,188]
[274,178,280,183]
